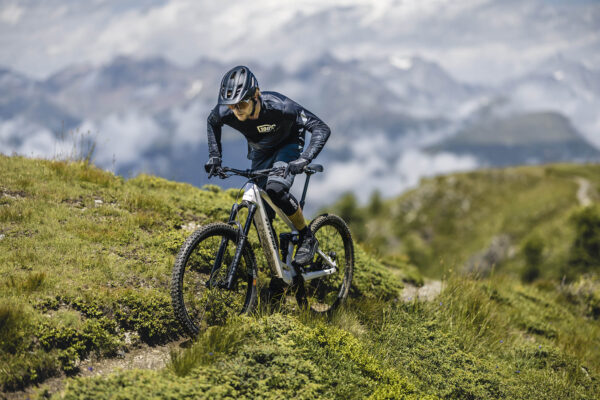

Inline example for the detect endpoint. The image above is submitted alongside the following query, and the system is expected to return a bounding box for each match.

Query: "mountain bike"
[170,164,354,336]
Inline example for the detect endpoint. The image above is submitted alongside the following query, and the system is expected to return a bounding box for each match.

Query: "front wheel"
[296,214,354,313]
[170,223,258,337]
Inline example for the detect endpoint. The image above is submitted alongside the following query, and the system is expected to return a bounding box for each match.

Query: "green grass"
[330,163,600,280]
[2,155,600,399]
[55,313,429,400]
[0,155,408,393]
[50,278,600,399]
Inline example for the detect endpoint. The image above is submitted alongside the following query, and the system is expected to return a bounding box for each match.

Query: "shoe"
[294,233,318,266]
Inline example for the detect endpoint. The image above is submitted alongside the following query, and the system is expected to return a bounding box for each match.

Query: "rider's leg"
[266,165,317,266]
[251,153,277,222]
[272,143,319,265]
[254,142,318,266]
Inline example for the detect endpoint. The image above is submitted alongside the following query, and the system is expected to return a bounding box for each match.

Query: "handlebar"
[208,164,323,180]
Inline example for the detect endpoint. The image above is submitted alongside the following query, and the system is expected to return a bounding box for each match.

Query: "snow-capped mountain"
[1,53,598,211]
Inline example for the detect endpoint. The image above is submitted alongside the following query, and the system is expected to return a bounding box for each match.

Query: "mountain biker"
[205,65,331,266]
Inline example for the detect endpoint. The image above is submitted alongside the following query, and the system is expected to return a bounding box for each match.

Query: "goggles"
[232,97,253,111]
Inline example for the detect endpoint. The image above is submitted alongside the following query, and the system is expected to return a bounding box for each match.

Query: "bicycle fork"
[208,202,257,290]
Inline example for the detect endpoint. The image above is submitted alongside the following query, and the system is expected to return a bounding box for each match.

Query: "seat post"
[299,173,312,210]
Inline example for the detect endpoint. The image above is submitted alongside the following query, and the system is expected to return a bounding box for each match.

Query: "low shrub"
[521,235,544,282]
[568,205,600,276]
[114,289,180,344]
[169,318,250,377]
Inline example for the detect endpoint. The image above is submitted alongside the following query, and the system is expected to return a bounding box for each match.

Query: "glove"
[204,157,222,175]
[285,157,309,177]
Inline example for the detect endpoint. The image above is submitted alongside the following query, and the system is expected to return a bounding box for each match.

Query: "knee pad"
[268,161,295,189]
[265,181,299,215]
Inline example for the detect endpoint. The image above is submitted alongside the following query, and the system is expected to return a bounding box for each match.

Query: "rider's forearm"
[301,123,330,161]
[207,112,223,158]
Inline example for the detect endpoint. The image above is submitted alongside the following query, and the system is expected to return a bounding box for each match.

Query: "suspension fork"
[207,202,254,288]
[224,202,257,290]
[207,204,238,287]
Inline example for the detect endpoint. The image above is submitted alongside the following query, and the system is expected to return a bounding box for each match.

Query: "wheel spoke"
[171,224,257,336]
[299,215,354,313]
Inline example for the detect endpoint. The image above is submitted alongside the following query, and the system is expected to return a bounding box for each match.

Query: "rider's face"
[228,91,259,121]
[229,98,252,120]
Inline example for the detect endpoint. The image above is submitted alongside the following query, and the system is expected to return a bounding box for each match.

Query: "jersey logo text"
[257,124,277,133]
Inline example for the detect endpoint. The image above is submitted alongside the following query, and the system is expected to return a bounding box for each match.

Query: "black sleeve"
[207,107,223,158]
[287,101,331,161]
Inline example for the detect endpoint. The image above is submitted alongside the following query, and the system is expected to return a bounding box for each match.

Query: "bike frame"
[241,182,337,285]
[210,165,337,289]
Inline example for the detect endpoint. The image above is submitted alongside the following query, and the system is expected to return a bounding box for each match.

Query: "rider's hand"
[204,157,222,175]
[285,157,309,177]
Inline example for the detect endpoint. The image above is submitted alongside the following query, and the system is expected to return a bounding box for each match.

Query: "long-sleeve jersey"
[207,91,330,161]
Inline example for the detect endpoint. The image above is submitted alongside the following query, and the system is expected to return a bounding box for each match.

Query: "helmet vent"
[218,65,258,105]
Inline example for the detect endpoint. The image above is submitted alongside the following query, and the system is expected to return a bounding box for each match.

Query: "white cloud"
[79,112,165,167]
[0,3,24,25]
[507,78,600,148]
[304,133,479,212]
[1,0,598,86]
[170,101,208,147]
[185,80,203,100]
[394,149,479,189]
[0,117,75,159]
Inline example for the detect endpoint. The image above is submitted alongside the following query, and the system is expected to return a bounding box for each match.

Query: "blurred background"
[1,0,599,214]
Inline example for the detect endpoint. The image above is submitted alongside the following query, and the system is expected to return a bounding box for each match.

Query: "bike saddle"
[306,164,323,174]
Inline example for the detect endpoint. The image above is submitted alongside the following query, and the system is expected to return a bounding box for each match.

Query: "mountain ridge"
[1,53,599,209]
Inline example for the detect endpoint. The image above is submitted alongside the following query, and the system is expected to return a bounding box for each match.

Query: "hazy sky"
[1,0,599,84]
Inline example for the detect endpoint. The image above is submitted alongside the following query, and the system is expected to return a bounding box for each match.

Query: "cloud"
[393,149,479,188]
[1,0,598,86]
[304,133,479,212]
[78,112,166,167]
[507,76,600,148]
[169,101,209,148]
[0,3,24,25]
[0,117,74,159]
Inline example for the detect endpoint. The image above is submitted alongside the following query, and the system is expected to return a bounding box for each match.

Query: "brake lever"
[208,165,225,179]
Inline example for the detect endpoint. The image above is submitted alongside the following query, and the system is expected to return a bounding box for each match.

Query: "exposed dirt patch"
[0,188,28,199]
[182,221,202,232]
[401,280,443,302]
[61,196,85,208]
[576,177,592,207]
[2,340,186,400]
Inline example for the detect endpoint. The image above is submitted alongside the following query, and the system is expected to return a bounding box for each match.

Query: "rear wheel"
[170,223,258,336]
[296,214,354,313]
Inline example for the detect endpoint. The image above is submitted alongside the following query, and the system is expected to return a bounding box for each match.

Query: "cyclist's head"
[218,65,259,105]
[219,66,261,121]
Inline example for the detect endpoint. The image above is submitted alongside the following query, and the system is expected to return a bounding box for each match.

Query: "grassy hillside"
[0,155,406,393]
[334,163,600,282]
[1,155,599,399]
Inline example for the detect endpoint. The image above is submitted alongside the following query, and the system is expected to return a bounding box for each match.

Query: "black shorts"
[250,142,302,190]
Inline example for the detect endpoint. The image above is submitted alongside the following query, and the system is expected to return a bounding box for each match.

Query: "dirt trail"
[4,279,445,399]
[401,280,443,302]
[576,177,592,206]
[2,340,185,400]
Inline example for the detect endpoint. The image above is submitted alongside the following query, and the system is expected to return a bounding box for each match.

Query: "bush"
[521,235,545,282]
[328,192,367,241]
[114,289,180,344]
[0,301,27,354]
[568,205,600,276]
